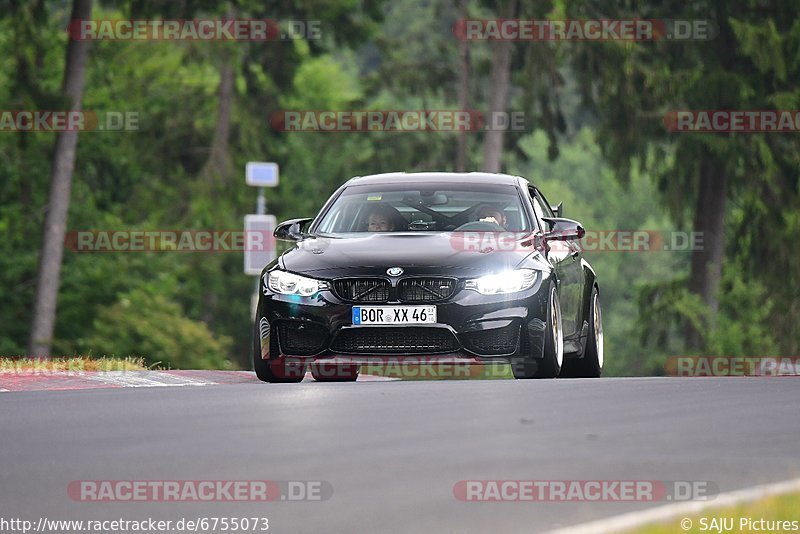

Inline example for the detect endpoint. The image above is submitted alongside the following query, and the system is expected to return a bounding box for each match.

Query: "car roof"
[345,172,527,187]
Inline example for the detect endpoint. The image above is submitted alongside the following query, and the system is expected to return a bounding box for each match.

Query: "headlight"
[266,270,328,296]
[465,269,538,295]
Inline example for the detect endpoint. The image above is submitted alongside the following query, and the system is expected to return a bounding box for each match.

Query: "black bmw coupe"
[253,172,602,382]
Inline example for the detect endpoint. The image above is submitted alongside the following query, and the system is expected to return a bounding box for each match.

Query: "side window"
[534,189,555,218]
[527,186,548,233]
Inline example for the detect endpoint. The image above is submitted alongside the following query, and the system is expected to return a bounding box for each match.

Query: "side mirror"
[551,202,563,218]
[274,218,313,242]
[541,217,585,241]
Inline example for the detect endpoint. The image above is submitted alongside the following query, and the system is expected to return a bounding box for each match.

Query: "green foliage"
[635,262,779,375]
[282,54,362,110]
[707,267,778,357]
[82,287,232,370]
[565,0,800,355]
[635,278,707,374]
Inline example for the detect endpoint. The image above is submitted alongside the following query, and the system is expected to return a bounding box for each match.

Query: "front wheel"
[560,286,603,378]
[512,284,563,379]
[252,321,306,383]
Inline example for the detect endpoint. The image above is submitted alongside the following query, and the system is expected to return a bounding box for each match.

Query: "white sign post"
[243,214,277,275]
[246,162,280,319]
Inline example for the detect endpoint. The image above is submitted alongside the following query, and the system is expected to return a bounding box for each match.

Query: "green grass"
[0,356,147,373]
[629,491,800,533]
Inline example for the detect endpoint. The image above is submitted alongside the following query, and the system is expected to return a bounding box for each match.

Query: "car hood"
[279,232,545,278]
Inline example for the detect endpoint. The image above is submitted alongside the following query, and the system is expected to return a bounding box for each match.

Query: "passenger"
[476,204,508,228]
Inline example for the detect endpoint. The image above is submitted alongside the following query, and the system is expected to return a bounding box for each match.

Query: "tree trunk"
[200,58,234,183]
[685,158,728,349]
[455,0,470,172]
[28,0,92,357]
[481,0,516,173]
[200,5,237,184]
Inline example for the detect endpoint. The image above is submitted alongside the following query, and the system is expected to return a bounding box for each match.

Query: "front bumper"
[257,275,551,363]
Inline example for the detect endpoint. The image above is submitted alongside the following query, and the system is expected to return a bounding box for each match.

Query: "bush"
[81,288,233,370]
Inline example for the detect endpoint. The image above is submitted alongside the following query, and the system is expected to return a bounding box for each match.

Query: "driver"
[476,204,507,228]
[365,203,399,232]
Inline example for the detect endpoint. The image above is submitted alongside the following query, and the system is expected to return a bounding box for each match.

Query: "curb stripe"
[0,370,397,392]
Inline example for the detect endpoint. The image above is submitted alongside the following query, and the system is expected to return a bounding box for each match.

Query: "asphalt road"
[1,377,799,533]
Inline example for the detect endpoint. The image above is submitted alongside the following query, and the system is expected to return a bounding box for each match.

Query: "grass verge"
[630,491,800,533]
[0,356,148,373]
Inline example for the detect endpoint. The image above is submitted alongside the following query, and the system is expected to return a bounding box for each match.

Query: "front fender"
[577,258,598,346]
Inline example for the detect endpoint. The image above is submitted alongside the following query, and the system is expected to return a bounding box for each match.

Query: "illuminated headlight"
[266,270,328,296]
[465,269,538,295]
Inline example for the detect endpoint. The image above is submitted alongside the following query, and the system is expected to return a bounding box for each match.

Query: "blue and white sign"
[245,162,279,187]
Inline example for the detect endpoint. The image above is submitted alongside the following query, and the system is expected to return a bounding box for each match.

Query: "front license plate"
[352,306,437,325]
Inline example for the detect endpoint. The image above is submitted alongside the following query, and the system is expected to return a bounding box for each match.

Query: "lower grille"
[462,325,520,355]
[331,327,460,354]
[398,277,457,302]
[333,278,390,302]
[277,321,329,356]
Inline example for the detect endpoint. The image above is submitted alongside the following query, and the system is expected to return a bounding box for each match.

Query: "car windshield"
[314,183,531,234]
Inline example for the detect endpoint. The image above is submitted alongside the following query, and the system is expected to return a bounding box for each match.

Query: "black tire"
[252,320,306,383]
[560,286,603,378]
[512,283,563,379]
[310,362,360,382]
